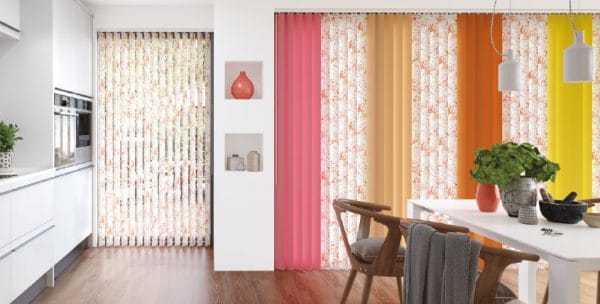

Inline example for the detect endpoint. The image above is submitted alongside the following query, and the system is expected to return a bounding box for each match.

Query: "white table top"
[409,199,600,265]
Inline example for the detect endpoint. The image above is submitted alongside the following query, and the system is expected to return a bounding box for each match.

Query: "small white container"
[227,154,245,171]
[247,151,261,172]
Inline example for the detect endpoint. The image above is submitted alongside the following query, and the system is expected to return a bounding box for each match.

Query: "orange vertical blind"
[456,14,503,199]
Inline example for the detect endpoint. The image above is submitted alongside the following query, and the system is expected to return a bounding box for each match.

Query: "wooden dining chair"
[541,198,600,304]
[399,219,540,304]
[332,198,469,304]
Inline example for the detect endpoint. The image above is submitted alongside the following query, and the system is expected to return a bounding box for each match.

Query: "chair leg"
[396,276,403,304]
[341,269,357,304]
[542,283,548,304]
[361,275,373,304]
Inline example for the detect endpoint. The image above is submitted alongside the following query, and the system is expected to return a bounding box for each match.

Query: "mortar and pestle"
[539,190,589,224]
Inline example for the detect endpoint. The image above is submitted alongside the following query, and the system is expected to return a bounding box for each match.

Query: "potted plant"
[470,142,560,216]
[0,122,23,175]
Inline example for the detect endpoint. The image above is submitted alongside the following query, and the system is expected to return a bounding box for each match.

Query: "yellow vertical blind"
[366,15,412,235]
[547,15,593,199]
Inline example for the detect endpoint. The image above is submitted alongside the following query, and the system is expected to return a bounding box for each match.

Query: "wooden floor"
[33,247,598,304]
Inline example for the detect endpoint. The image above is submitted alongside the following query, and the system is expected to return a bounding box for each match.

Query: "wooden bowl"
[539,200,588,224]
[582,213,600,228]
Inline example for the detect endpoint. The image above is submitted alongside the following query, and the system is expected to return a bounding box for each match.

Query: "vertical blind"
[502,15,548,153]
[97,32,212,247]
[592,15,600,204]
[321,14,368,269]
[411,14,458,200]
[456,14,503,199]
[547,15,593,199]
[275,14,322,270]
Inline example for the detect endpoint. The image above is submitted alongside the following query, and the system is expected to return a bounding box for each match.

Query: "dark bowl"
[539,200,589,224]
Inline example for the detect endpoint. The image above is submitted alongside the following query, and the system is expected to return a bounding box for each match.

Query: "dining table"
[407,199,600,304]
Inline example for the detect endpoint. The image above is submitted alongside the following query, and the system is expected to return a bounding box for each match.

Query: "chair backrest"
[332,198,402,275]
[399,219,539,304]
[332,199,470,276]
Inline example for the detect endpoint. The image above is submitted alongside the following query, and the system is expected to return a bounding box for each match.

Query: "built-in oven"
[54,90,92,168]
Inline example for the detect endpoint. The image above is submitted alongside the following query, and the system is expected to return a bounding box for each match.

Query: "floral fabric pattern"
[502,15,548,154]
[97,32,211,247]
[593,16,600,208]
[320,14,368,270]
[411,14,458,199]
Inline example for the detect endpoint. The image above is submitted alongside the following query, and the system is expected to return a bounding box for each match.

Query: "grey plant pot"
[0,151,14,173]
[500,177,537,217]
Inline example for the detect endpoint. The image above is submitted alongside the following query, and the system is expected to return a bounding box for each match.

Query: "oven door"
[54,108,78,167]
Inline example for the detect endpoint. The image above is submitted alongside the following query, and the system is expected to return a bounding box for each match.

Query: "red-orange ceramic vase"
[475,183,500,212]
[231,71,255,99]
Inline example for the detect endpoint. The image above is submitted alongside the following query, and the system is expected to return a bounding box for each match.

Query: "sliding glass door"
[96,32,212,247]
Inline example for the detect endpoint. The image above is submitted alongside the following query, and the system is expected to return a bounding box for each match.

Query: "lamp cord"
[490,0,504,56]
[568,0,577,31]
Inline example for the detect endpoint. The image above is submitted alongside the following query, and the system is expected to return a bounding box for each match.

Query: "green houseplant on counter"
[0,122,23,175]
[470,142,560,216]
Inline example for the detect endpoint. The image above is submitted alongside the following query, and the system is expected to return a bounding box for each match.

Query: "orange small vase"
[475,184,500,212]
[231,71,255,99]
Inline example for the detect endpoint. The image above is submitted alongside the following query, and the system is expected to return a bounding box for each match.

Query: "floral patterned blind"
[97,32,212,247]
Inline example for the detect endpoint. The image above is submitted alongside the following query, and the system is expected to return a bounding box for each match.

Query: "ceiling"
[83,0,213,6]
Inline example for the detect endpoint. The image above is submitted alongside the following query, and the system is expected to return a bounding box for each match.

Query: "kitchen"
[0,0,93,303]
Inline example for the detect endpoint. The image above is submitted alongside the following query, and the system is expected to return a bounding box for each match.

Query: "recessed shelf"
[225,61,263,100]
[225,133,263,172]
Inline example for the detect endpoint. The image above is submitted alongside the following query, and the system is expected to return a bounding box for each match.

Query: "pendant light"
[563,0,594,83]
[491,0,521,91]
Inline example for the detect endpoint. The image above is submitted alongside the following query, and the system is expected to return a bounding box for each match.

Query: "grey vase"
[500,177,537,217]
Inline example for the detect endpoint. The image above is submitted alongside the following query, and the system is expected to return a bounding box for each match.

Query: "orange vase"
[475,183,500,212]
[231,71,255,99]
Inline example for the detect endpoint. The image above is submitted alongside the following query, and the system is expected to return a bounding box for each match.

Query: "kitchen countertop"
[0,162,93,195]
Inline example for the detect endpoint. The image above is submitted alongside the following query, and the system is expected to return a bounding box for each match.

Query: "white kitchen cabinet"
[53,0,93,96]
[0,194,10,249]
[0,254,9,304]
[10,227,54,300]
[11,180,54,241]
[0,0,20,39]
[53,167,92,262]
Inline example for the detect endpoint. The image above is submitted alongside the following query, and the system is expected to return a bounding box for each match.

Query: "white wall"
[90,4,213,31]
[212,0,600,271]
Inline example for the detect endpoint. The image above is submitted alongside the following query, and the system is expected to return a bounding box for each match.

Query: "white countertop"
[0,162,93,195]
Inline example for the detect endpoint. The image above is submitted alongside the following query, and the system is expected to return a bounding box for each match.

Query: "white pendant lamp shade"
[564,30,595,83]
[498,49,521,91]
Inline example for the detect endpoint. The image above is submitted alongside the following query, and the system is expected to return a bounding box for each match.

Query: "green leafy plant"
[470,142,560,189]
[0,122,23,152]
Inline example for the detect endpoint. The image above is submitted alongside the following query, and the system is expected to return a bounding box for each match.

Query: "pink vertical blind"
[275,13,321,270]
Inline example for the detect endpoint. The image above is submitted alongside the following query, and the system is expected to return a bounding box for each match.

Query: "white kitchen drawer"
[10,227,54,300]
[0,194,9,249]
[0,252,9,304]
[11,180,53,240]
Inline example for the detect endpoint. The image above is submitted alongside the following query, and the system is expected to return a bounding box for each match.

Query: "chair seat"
[350,237,405,263]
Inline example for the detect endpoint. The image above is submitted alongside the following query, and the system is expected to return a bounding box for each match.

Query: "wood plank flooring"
[33,247,598,304]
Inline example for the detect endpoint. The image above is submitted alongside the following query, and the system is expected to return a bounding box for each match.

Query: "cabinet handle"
[0,250,10,262]
[11,225,55,253]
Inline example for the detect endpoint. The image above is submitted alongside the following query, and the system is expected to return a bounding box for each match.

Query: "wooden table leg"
[548,255,580,304]
[518,260,536,304]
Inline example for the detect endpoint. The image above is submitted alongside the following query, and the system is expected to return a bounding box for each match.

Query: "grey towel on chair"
[403,223,436,304]
[441,232,482,304]
[403,223,482,304]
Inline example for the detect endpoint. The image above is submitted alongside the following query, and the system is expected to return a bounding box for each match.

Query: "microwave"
[54,90,92,168]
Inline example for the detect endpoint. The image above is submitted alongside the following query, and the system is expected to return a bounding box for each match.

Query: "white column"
[518,260,537,303]
[548,255,580,304]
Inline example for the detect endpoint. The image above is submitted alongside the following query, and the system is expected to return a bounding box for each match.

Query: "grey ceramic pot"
[500,177,537,217]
